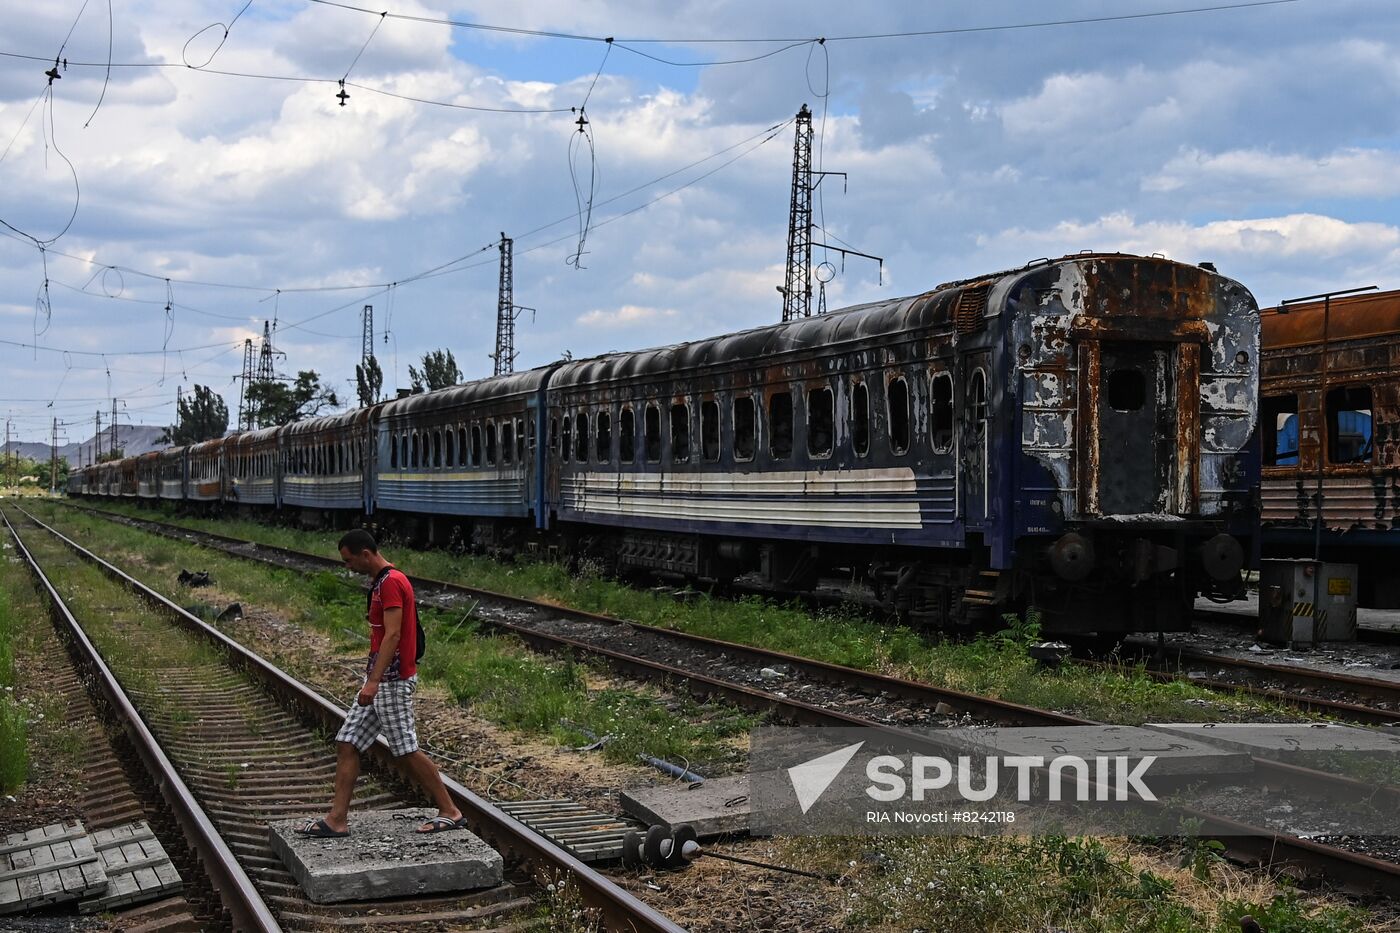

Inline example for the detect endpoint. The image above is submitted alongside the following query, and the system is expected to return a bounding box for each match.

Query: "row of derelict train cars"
[67,253,1400,638]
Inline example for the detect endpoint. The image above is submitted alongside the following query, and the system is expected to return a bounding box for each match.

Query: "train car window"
[471,425,483,467]
[645,404,662,462]
[1260,396,1297,466]
[398,435,406,469]
[433,430,443,468]
[444,430,454,467]
[411,433,420,469]
[573,413,588,463]
[1326,386,1373,465]
[550,417,559,454]
[486,422,498,465]
[458,428,468,466]
[596,411,612,462]
[562,412,573,462]
[888,377,910,455]
[930,372,954,454]
[516,418,526,463]
[389,434,397,469]
[734,395,756,461]
[807,387,834,458]
[701,400,719,462]
[769,391,793,460]
[620,407,636,463]
[1107,369,1146,411]
[502,421,515,465]
[526,418,536,452]
[670,403,691,463]
[851,381,870,457]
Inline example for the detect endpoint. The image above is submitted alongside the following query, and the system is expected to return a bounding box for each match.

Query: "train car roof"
[1262,287,1400,349]
[224,426,280,447]
[379,368,552,420]
[283,408,370,437]
[548,286,963,389]
[189,436,230,453]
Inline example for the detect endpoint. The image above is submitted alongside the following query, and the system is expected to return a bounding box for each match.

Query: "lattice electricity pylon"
[781,105,814,323]
[361,304,374,368]
[491,234,534,376]
[778,104,882,322]
[237,338,256,430]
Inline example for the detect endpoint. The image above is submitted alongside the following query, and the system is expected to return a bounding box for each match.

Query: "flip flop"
[415,815,461,834]
[295,818,350,838]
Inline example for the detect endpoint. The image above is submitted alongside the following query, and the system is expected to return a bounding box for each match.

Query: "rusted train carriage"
[158,447,186,501]
[135,451,161,499]
[187,439,225,503]
[226,428,279,509]
[1260,290,1400,607]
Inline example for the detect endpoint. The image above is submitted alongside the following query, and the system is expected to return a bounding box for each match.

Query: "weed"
[0,695,27,791]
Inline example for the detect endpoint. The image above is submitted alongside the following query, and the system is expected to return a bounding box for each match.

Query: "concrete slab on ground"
[268,810,503,904]
[1195,593,1400,635]
[620,774,756,838]
[1146,722,1400,761]
[939,725,1255,777]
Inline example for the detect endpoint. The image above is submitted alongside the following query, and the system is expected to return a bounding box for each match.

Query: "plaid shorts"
[335,676,418,756]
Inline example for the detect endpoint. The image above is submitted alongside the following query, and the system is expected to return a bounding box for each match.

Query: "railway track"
[3,505,685,933]
[44,501,1400,898]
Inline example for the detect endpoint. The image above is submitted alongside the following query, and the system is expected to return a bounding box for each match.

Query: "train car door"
[961,355,989,528]
[1096,343,1175,514]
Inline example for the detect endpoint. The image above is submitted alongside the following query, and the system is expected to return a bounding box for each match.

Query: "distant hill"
[2,425,170,467]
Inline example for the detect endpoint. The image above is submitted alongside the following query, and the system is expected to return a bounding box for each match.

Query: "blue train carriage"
[546,302,966,593]
[548,253,1257,636]
[281,411,372,526]
[224,428,279,512]
[1008,254,1259,634]
[65,465,86,496]
[186,437,227,507]
[374,369,549,549]
[158,446,187,502]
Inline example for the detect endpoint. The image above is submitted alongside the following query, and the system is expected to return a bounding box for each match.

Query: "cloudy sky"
[0,0,1394,444]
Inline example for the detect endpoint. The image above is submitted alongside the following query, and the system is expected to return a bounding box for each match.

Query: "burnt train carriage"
[282,412,370,523]
[158,447,186,500]
[226,428,279,508]
[553,254,1258,634]
[1259,290,1400,607]
[136,451,161,499]
[374,370,549,548]
[187,438,225,503]
[119,457,139,497]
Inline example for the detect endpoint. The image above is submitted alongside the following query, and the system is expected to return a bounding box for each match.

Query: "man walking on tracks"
[296,529,463,837]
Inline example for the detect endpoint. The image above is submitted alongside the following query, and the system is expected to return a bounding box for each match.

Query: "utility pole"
[237,337,256,431]
[362,305,374,373]
[781,105,814,323]
[95,410,102,462]
[491,234,533,376]
[50,417,57,495]
[778,103,881,323]
[110,398,119,458]
[4,418,10,490]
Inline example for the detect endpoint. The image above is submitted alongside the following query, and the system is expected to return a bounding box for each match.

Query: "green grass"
[0,557,28,790]
[67,499,1312,726]
[786,835,1371,932]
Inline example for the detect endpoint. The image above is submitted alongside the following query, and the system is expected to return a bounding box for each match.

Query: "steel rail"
[48,503,1400,896]
[15,507,685,933]
[1,507,283,933]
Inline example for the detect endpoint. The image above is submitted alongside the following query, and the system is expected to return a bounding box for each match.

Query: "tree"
[246,371,340,427]
[158,385,229,446]
[356,356,383,408]
[35,457,68,489]
[409,349,462,393]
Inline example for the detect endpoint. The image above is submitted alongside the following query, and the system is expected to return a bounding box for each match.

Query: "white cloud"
[1146,147,1400,198]
[577,304,679,328]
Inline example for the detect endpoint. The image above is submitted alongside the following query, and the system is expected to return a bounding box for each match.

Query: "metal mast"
[361,304,374,372]
[50,418,57,495]
[494,234,515,376]
[237,337,256,430]
[781,105,814,323]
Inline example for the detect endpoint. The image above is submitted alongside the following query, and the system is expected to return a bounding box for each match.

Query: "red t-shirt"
[369,567,417,680]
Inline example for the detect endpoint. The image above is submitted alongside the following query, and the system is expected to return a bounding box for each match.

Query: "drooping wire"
[343,11,386,82]
[158,279,175,385]
[182,0,255,69]
[566,115,597,269]
[34,246,52,350]
[0,89,47,166]
[611,38,813,67]
[82,0,113,127]
[1,86,81,248]
[48,352,74,407]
